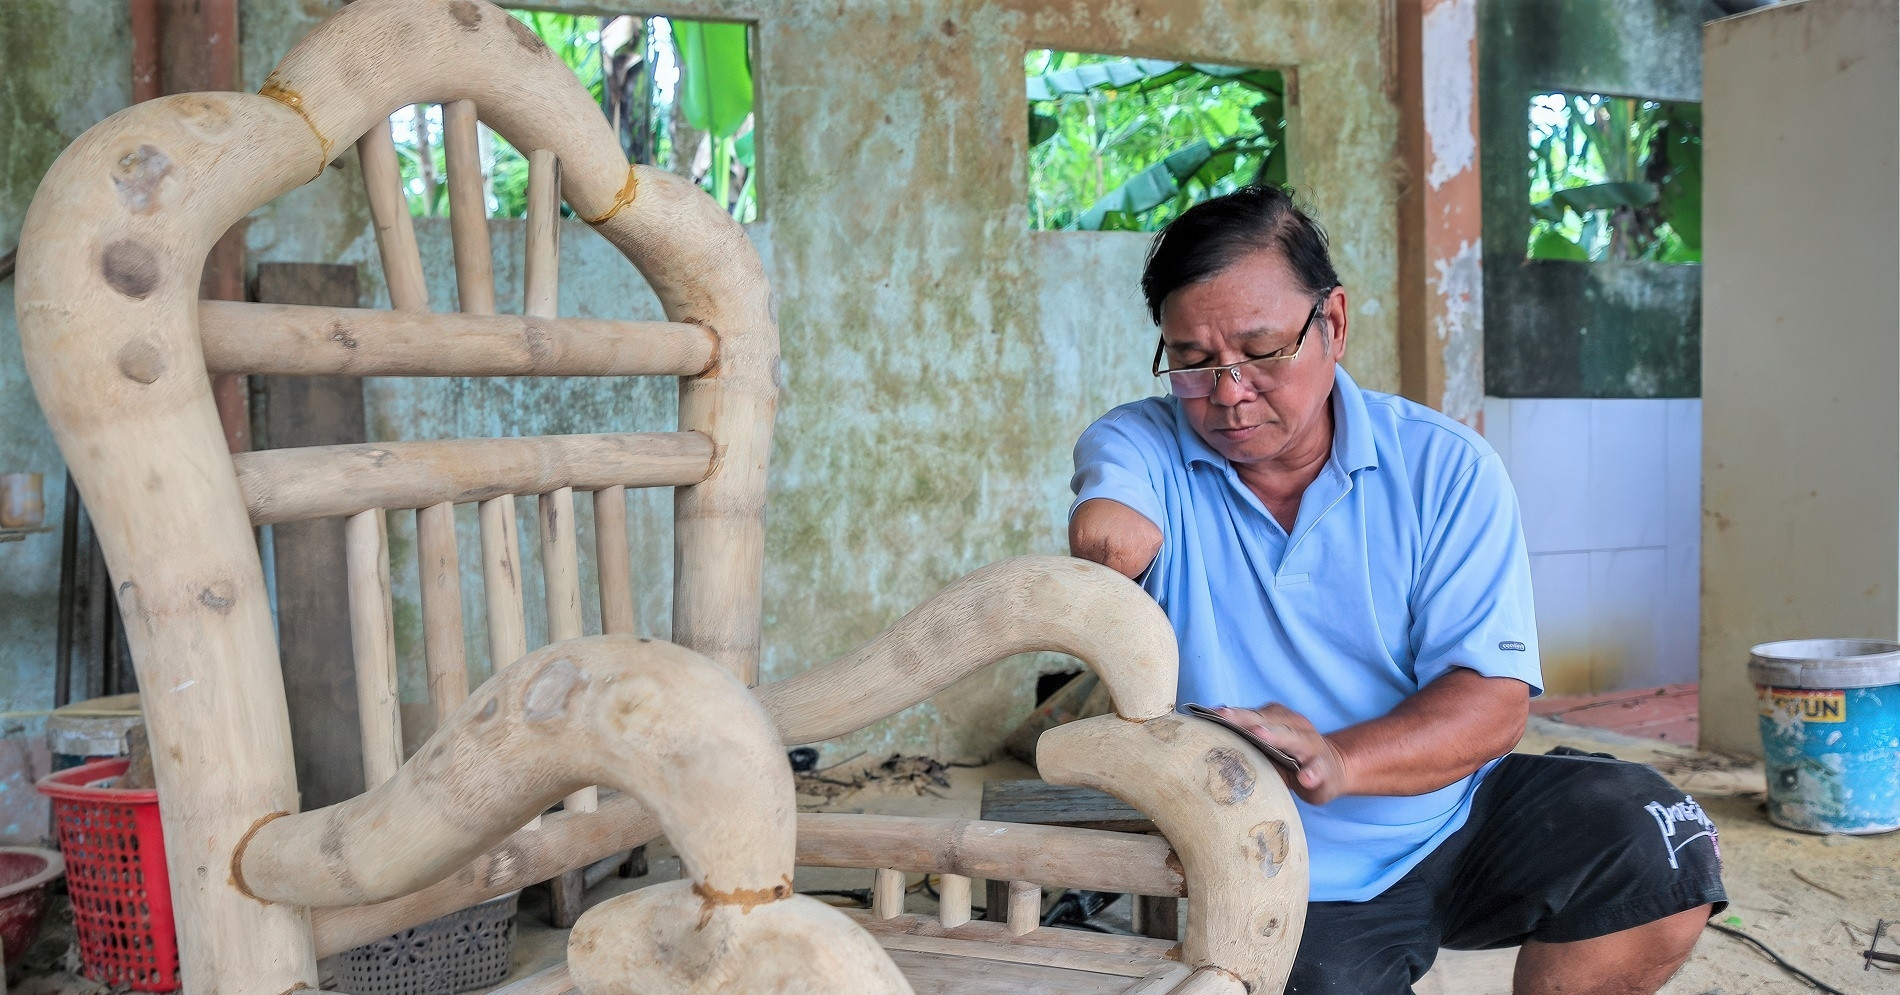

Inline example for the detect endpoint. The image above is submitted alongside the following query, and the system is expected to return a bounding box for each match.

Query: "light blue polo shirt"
[1070,367,1542,902]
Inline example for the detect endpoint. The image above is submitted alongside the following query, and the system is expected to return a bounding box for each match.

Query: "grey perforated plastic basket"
[333,891,519,995]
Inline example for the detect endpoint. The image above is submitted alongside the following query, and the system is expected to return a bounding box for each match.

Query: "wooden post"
[1006,880,1040,936]
[417,501,468,726]
[593,486,636,635]
[359,119,429,312]
[937,873,971,928]
[524,149,561,319]
[540,487,595,814]
[872,868,905,920]
[345,509,402,789]
[254,263,367,809]
[443,100,496,315]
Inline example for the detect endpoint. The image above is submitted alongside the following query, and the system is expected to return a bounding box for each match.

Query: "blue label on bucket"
[1757,683,1900,834]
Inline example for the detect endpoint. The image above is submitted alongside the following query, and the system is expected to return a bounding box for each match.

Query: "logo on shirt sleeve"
[1498,640,1527,652]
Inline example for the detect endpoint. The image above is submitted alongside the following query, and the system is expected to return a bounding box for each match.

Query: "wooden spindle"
[540,486,595,814]
[593,485,635,635]
[478,494,535,828]
[443,100,496,315]
[345,509,402,789]
[938,873,971,928]
[872,868,905,920]
[1006,879,1040,936]
[417,502,468,726]
[478,495,528,673]
[356,118,428,312]
[523,149,560,319]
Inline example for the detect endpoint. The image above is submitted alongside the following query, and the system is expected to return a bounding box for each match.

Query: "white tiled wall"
[1482,398,1701,696]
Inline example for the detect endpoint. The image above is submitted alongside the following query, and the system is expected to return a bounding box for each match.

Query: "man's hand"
[1069,498,1163,580]
[1216,704,1354,804]
[1215,669,1531,804]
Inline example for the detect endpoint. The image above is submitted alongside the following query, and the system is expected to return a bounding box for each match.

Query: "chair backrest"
[14,0,773,987]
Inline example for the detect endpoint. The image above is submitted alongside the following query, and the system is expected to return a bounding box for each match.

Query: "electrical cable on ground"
[1708,922,1847,995]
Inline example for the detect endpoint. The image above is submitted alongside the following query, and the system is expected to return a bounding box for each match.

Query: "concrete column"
[1396,0,1483,425]
[1700,2,1900,755]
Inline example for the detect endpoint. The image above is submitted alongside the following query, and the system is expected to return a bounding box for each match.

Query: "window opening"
[1526,92,1700,263]
[1025,51,1288,232]
[390,11,757,222]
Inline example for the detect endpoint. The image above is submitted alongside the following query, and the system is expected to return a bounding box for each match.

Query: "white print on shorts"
[1645,795,1719,870]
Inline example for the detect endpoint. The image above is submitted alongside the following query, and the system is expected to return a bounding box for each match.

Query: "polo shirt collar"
[1172,365,1380,474]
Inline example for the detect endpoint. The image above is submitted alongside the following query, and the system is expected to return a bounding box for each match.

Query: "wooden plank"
[199,301,714,378]
[883,949,1130,995]
[254,262,365,810]
[345,509,402,789]
[234,431,715,524]
[980,779,1154,834]
[847,909,1177,963]
[442,100,496,315]
[1120,964,1195,995]
[489,964,574,995]
[417,502,468,726]
[850,912,1173,978]
[593,486,636,635]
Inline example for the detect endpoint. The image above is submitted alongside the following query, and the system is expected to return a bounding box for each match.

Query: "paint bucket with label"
[1749,639,1900,835]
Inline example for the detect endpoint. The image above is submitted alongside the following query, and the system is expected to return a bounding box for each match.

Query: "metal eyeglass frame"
[1150,286,1335,398]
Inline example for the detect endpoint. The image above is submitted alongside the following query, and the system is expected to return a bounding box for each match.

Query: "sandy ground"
[11,716,1898,993]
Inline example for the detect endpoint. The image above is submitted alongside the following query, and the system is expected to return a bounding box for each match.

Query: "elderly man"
[1068,186,1723,994]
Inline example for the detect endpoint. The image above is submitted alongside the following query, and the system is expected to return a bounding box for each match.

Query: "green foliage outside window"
[1526,92,1700,264]
[391,11,756,222]
[1026,51,1288,232]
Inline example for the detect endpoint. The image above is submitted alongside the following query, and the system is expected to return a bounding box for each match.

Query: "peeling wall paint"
[1421,0,1476,191]
[3,0,1404,765]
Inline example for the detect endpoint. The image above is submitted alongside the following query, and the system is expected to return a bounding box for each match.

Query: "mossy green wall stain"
[1479,0,1713,398]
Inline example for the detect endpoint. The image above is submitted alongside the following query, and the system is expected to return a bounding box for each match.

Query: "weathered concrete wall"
[5,0,1404,764]
[1478,0,1714,398]
[0,0,131,719]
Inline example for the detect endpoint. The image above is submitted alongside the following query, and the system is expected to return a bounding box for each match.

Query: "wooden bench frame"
[14,1,1308,991]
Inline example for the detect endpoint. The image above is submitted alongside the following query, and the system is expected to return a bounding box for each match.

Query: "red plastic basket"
[37,757,179,992]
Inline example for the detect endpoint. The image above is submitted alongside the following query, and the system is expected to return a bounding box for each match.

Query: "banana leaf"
[1028,57,1282,102]
[672,20,752,138]
[1071,140,1213,230]
[1533,181,1658,221]
[1528,229,1590,261]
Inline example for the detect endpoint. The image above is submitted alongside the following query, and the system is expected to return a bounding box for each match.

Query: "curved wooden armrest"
[1037,713,1309,994]
[757,555,1179,744]
[240,635,787,908]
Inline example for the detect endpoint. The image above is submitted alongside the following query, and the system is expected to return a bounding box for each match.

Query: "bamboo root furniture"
[13,1,1309,992]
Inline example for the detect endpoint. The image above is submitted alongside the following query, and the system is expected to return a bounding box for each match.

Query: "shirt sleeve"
[1410,452,1544,695]
[1069,409,1168,533]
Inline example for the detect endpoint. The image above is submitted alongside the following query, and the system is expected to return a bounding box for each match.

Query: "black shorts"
[1287,751,1728,994]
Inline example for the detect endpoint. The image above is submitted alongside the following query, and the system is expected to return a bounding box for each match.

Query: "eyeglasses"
[1151,288,1334,399]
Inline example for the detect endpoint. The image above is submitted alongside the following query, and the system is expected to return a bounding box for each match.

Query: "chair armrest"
[1037,713,1309,994]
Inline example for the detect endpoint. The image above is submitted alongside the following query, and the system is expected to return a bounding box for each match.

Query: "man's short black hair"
[1140,185,1340,325]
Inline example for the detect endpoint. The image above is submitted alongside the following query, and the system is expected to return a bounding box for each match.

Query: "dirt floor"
[10,716,1898,994]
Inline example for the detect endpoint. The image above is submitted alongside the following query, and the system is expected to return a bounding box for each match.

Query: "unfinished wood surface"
[442,99,495,315]
[758,557,1177,746]
[199,301,714,377]
[416,502,468,726]
[479,495,528,676]
[570,880,912,994]
[1163,969,1247,995]
[1122,964,1196,995]
[234,431,714,524]
[981,779,1155,835]
[795,814,1182,898]
[859,923,1163,979]
[1039,714,1309,993]
[873,868,906,920]
[1008,880,1041,936]
[593,485,636,635]
[16,0,779,982]
[524,149,561,319]
[490,964,573,995]
[852,908,1177,963]
[539,487,595,814]
[882,950,1130,995]
[241,637,791,907]
[254,262,367,811]
[345,509,402,789]
[357,118,428,312]
[937,873,971,928]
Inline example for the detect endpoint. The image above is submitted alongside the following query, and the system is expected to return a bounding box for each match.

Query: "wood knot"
[115,339,165,384]
[102,240,161,300]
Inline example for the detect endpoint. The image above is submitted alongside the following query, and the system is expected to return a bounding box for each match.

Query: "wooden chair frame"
[15,2,1307,992]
